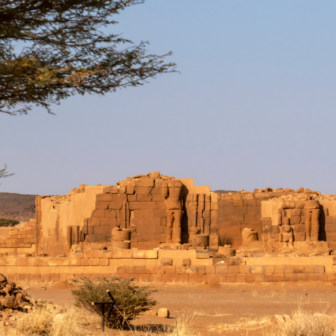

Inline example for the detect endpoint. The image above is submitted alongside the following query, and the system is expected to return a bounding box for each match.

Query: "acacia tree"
[0,0,176,115]
[0,164,14,179]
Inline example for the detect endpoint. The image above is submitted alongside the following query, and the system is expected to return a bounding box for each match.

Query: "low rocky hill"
[0,192,36,222]
[213,190,237,194]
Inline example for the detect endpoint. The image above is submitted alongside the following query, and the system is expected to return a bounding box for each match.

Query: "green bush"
[72,276,157,329]
[0,218,20,227]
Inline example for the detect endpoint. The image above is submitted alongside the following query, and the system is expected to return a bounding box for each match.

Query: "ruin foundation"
[2,172,336,283]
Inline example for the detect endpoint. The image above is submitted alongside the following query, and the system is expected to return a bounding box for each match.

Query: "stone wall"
[218,188,328,249]
[35,185,109,257]
[261,192,336,251]
[35,173,215,256]
[1,252,336,284]
[0,220,36,255]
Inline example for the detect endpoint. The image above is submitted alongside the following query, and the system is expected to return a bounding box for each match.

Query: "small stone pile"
[0,274,34,310]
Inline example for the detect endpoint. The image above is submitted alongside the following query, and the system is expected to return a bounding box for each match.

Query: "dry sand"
[20,281,336,335]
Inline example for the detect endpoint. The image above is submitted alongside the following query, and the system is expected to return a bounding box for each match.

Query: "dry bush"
[166,313,200,336]
[272,309,336,336]
[52,307,93,336]
[11,305,54,336]
[9,305,93,336]
[72,276,157,330]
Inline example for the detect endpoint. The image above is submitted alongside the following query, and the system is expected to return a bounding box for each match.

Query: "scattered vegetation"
[274,309,336,336]
[72,276,157,329]
[9,305,92,336]
[0,218,19,227]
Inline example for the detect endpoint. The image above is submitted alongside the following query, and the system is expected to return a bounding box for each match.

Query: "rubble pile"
[0,274,34,310]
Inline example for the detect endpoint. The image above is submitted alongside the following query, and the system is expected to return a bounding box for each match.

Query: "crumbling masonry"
[1,172,336,284]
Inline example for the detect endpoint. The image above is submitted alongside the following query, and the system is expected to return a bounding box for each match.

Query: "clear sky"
[1,0,336,195]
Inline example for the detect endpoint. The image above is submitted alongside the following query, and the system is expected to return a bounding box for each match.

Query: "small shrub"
[273,309,336,336]
[12,305,53,335]
[0,218,20,227]
[72,276,157,329]
[10,305,93,336]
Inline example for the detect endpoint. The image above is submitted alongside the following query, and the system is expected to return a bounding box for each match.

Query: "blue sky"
[1,0,336,195]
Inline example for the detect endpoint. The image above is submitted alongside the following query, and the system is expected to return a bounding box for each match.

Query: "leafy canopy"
[0,0,176,115]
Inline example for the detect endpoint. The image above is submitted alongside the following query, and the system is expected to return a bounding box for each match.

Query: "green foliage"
[72,276,157,329]
[0,0,176,115]
[0,218,20,227]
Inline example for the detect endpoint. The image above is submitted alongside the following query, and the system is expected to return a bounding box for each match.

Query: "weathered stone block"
[285,273,297,281]
[132,266,146,274]
[57,258,69,266]
[216,266,229,274]
[205,266,216,274]
[92,210,105,218]
[236,274,246,282]
[239,265,251,274]
[81,258,89,266]
[187,266,206,275]
[51,274,60,282]
[284,265,294,273]
[189,274,205,283]
[262,266,275,274]
[293,266,305,273]
[137,194,152,202]
[101,251,113,259]
[95,202,109,210]
[150,274,162,282]
[290,216,300,225]
[314,265,325,273]
[319,274,328,281]
[160,258,173,266]
[226,274,237,282]
[16,258,28,266]
[37,257,50,266]
[127,195,137,202]
[145,250,158,259]
[273,274,285,282]
[176,266,187,274]
[196,251,210,259]
[99,258,109,266]
[305,265,315,273]
[164,266,176,274]
[307,273,319,281]
[274,265,284,274]
[89,258,100,266]
[251,265,263,274]
[48,258,58,266]
[254,274,265,282]
[296,273,308,281]
[84,250,96,259]
[96,194,113,202]
[228,265,240,274]
[182,258,191,267]
[133,250,146,259]
[69,258,82,266]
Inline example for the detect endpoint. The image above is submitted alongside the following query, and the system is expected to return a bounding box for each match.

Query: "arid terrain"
[2,281,332,336]
[0,192,36,223]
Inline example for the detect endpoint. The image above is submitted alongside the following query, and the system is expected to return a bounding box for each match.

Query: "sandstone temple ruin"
[1,172,336,284]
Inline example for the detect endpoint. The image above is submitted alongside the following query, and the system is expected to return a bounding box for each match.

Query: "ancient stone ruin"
[1,172,336,284]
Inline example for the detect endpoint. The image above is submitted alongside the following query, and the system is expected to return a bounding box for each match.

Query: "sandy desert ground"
[2,281,331,335]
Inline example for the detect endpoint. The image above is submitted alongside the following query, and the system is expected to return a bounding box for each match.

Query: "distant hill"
[212,190,237,194]
[0,192,36,222]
